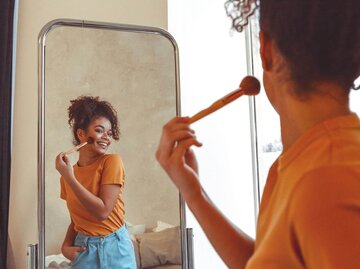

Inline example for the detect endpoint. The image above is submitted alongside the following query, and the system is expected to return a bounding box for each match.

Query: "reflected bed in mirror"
[38,19,187,269]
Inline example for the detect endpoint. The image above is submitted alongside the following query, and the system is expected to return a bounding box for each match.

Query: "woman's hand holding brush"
[55,153,75,180]
[55,137,94,178]
[156,76,261,202]
[156,116,203,203]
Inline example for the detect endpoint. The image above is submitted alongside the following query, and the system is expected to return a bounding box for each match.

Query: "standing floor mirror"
[36,19,191,269]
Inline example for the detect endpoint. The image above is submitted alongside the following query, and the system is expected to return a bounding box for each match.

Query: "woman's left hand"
[156,116,203,203]
[55,153,74,179]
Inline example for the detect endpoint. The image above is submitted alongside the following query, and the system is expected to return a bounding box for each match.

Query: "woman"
[156,0,360,268]
[55,95,136,269]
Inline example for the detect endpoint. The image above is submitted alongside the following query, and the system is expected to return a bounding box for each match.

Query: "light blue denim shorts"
[71,225,136,269]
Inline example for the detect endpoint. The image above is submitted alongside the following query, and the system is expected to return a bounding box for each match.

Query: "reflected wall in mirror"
[40,20,185,269]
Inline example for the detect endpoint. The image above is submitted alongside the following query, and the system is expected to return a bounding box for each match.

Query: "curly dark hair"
[225,0,360,93]
[225,0,259,32]
[68,95,120,145]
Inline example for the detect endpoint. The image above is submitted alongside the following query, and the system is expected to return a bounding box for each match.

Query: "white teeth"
[98,142,107,146]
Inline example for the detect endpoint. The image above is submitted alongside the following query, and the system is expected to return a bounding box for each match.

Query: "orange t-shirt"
[246,114,360,269]
[60,154,125,236]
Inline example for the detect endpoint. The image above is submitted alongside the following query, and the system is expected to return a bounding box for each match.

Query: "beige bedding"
[147,266,181,269]
[46,227,182,269]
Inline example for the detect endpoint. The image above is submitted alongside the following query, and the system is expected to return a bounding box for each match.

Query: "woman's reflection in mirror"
[55,95,136,269]
[156,0,360,268]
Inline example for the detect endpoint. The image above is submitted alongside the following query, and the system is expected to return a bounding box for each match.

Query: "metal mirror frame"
[37,18,190,269]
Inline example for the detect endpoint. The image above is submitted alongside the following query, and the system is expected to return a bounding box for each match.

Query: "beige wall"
[8,1,167,268]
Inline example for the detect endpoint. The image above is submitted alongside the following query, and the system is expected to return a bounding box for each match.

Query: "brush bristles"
[240,76,261,96]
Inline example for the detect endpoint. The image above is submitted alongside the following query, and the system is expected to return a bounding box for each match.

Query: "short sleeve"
[289,166,360,269]
[101,154,125,187]
[60,176,67,200]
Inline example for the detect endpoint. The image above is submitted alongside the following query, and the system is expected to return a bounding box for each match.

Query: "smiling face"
[77,116,113,155]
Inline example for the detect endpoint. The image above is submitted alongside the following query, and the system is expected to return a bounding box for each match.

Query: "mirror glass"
[41,21,184,269]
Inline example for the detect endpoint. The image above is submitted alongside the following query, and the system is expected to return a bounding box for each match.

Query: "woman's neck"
[278,83,351,152]
[77,152,105,167]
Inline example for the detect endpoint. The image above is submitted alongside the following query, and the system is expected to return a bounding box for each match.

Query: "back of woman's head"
[68,95,120,145]
[259,0,360,93]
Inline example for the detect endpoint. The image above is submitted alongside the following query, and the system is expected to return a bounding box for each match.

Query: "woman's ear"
[259,31,273,71]
[76,128,86,142]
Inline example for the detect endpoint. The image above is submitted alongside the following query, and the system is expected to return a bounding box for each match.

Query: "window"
[169,1,261,267]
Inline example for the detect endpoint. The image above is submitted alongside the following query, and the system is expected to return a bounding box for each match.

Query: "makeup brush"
[189,76,261,124]
[63,137,94,155]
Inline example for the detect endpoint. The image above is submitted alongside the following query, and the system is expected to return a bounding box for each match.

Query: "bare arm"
[156,117,254,268]
[61,222,86,261]
[55,154,121,221]
[188,188,254,268]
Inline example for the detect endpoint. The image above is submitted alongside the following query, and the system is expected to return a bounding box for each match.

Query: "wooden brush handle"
[189,101,224,123]
[189,88,244,124]
[63,141,88,155]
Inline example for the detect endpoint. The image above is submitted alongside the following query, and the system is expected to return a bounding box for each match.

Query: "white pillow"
[127,222,146,235]
[152,221,175,232]
[45,254,70,268]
